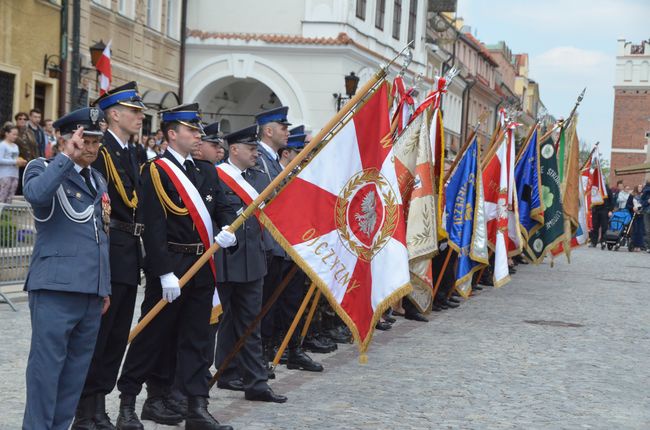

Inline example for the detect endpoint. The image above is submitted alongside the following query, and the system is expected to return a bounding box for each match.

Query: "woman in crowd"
[145,135,158,160]
[0,124,27,203]
[627,184,646,251]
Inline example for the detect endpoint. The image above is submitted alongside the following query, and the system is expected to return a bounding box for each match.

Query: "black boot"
[115,394,144,430]
[94,394,116,430]
[71,395,96,430]
[185,396,233,430]
[287,347,324,372]
[140,383,184,425]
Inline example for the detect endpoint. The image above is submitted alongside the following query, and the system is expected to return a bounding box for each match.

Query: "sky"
[456,0,650,160]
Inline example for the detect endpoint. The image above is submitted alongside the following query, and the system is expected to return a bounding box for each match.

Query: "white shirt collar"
[107,129,129,150]
[167,146,194,169]
[258,140,278,161]
[73,164,91,174]
[226,158,247,175]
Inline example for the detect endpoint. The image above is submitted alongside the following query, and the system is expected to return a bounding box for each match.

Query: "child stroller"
[602,209,635,251]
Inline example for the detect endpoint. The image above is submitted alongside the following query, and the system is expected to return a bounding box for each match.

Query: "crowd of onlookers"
[0,110,229,204]
[597,179,650,252]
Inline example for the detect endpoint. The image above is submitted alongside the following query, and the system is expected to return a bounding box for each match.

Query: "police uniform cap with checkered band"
[53,107,105,136]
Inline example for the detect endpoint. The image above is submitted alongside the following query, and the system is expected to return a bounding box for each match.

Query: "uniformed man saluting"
[214,124,288,403]
[72,81,146,429]
[22,108,111,430]
[115,103,236,430]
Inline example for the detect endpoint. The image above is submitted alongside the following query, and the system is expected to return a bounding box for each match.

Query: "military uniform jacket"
[256,143,287,258]
[141,152,236,287]
[92,131,143,286]
[215,165,269,283]
[23,153,111,297]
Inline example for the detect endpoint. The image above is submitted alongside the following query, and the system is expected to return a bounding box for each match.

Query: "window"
[375,0,385,29]
[147,0,162,31]
[356,0,366,20]
[392,0,402,40]
[166,0,181,40]
[0,71,15,124]
[624,60,633,81]
[407,0,417,43]
[118,0,135,18]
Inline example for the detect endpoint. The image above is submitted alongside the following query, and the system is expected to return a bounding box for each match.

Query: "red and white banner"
[390,76,415,136]
[262,82,411,357]
[590,150,607,206]
[96,40,112,96]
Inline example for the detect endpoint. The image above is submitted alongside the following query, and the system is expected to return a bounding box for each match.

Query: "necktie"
[80,168,97,197]
[184,160,196,185]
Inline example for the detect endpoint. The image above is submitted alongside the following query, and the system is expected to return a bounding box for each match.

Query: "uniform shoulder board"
[250,165,265,173]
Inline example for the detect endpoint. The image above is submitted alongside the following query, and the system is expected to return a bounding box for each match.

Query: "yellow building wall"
[0,0,61,122]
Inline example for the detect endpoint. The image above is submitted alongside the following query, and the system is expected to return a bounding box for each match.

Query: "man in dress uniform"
[71,81,146,429]
[254,106,290,376]
[115,104,236,430]
[213,124,288,403]
[275,126,324,372]
[22,108,111,430]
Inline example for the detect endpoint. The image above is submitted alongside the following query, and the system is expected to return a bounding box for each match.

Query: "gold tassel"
[150,163,188,216]
[359,353,368,364]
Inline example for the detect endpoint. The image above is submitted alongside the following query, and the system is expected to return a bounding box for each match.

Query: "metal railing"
[0,199,35,288]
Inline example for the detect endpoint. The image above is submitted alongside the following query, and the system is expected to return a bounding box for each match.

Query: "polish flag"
[96,40,112,95]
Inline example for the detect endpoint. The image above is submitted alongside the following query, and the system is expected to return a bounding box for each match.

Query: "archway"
[194,77,281,133]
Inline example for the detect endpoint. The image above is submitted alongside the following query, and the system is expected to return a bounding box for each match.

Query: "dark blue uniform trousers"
[23,290,102,430]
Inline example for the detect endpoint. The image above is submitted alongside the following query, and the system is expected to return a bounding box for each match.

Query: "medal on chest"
[101,192,111,234]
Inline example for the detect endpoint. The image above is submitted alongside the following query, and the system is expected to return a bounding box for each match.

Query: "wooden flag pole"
[300,289,322,341]
[208,265,298,389]
[431,248,454,299]
[272,283,318,368]
[128,68,390,343]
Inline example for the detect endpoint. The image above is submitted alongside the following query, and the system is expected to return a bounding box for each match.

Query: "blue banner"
[445,136,480,285]
[514,129,543,237]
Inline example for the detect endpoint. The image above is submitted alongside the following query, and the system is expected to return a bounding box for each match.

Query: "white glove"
[439,241,448,251]
[160,272,181,303]
[215,225,237,248]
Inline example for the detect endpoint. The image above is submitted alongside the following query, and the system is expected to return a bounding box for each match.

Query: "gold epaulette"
[149,162,188,217]
[100,146,138,209]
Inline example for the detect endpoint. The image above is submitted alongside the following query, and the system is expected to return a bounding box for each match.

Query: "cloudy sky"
[456,0,650,159]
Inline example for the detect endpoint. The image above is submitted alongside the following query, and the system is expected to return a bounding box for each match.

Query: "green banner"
[524,136,566,263]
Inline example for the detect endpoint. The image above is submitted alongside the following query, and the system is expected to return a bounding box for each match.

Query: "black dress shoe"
[115,394,144,430]
[431,304,442,312]
[326,328,352,343]
[94,394,116,430]
[185,396,232,430]
[303,336,337,353]
[245,388,288,403]
[473,284,483,291]
[287,348,324,372]
[71,395,95,430]
[141,395,184,425]
[217,378,245,391]
[448,296,461,304]
[375,320,392,330]
[404,312,429,322]
[444,299,460,309]
[434,299,448,310]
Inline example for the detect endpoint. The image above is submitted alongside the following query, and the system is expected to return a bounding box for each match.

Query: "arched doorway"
[194,77,281,134]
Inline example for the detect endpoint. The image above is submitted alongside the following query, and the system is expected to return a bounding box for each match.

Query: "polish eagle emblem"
[355,190,377,238]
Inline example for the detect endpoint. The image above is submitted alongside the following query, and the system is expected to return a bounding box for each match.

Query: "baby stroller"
[602,209,635,251]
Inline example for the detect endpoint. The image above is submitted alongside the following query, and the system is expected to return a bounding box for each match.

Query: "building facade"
[610,38,650,186]
[67,0,184,134]
[184,0,429,134]
[0,0,61,124]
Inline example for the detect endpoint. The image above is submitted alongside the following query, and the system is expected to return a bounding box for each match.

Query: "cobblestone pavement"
[1,247,649,429]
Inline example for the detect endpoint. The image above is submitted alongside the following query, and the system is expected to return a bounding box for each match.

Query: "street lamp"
[43,54,62,79]
[333,72,360,111]
[81,40,107,74]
